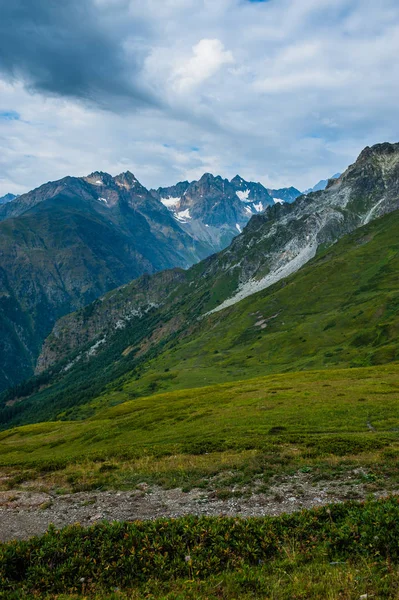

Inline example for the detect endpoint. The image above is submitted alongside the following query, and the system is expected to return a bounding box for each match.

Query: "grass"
[3,497,399,598]
[5,559,399,599]
[1,363,399,493]
[8,563,399,599]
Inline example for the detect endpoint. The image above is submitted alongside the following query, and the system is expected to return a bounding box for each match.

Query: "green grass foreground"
[1,363,399,469]
[2,497,399,598]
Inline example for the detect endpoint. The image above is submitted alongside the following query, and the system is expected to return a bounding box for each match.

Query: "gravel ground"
[0,471,393,542]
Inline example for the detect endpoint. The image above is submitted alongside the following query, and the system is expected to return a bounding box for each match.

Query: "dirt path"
[0,472,392,542]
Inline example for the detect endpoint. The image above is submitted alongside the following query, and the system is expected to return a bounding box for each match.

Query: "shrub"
[2,498,399,595]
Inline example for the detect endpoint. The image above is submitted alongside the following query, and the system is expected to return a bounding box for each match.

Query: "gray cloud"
[0,0,156,109]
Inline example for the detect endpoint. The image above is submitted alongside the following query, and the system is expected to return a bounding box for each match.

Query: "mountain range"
[2,141,399,427]
[0,170,299,392]
[150,174,299,251]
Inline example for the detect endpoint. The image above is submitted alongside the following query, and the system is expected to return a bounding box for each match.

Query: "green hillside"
[138,207,399,391]
[3,208,399,429]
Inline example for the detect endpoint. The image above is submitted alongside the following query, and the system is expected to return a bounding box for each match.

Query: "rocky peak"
[357,142,399,163]
[114,171,142,190]
[195,173,231,192]
[84,171,115,187]
[230,175,251,189]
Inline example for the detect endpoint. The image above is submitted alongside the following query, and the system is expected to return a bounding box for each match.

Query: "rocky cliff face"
[205,142,399,312]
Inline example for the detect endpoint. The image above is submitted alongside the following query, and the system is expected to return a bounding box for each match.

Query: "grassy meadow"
[1,363,399,494]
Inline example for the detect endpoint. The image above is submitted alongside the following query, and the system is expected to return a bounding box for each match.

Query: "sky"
[1,0,399,196]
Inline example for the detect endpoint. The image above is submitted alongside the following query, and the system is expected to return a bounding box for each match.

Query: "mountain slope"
[4,164,399,425]
[202,143,399,313]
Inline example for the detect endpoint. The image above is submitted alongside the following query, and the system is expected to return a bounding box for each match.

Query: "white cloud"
[171,39,234,93]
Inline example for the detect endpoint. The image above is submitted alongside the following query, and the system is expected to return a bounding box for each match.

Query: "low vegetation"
[3,497,399,598]
[1,363,399,495]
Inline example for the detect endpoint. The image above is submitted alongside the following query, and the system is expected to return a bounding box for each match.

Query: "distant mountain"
[303,173,341,194]
[0,193,17,205]
[152,174,275,252]
[267,186,301,203]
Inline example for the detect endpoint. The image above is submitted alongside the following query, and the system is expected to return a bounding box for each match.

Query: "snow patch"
[273,198,284,204]
[175,208,192,222]
[236,223,242,233]
[98,197,108,204]
[236,189,250,202]
[253,202,264,212]
[245,206,253,215]
[161,196,181,208]
[94,180,103,186]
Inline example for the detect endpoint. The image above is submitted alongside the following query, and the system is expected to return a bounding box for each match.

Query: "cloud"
[172,39,234,92]
[0,0,156,109]
[1,0,399,195]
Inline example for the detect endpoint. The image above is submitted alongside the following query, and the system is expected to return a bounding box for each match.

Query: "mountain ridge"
[2,141,399,402]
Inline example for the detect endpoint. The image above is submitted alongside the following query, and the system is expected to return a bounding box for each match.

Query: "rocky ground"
[0,470,394,543]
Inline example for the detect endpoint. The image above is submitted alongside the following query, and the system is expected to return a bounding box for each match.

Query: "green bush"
[2,497,399,596]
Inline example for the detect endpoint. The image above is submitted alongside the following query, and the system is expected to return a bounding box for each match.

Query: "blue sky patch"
[0,111,20,121]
